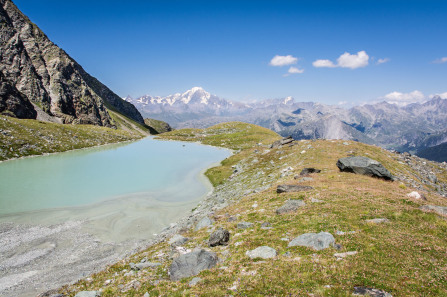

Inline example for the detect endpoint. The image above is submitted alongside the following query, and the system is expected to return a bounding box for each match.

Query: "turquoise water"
[0,137,230,215]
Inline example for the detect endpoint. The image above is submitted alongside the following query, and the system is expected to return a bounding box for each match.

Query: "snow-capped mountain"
[124,88,447,157]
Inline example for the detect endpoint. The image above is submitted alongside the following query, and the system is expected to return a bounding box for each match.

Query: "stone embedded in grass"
[366,218,390,224]
[195,217,214,231]
[334,251,358,260]
[209,228,230,247]
[246,246,277,259]
[169,234,189,247]
[276,199,305,215]
[288,232,335,250]
[295,176,314,182]
[311,198,324,203]
[407,191,422,199]
[420,205,447,216]
[277,184,314,193]
[130,262,161,271]
[237,222,254,229]
[336,156,394,181]
[169,249,218,281]
[353,286,393,296]
[299,168,321,176]
[74,291,101,297]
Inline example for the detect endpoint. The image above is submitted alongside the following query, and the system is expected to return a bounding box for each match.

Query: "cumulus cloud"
[433,57,447,64]
[312,59,336,68]
[287,66,304,74]
[269,55,298,67]
[381,90,426,106]
[312,51,369,69]
[430,92,447,99]
[377,58,390,64]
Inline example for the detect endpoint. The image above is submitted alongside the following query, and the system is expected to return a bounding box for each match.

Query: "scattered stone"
[237,222,254,229]
[336,230,356,235]
[246,246,277,259]
[276,199,305,215]
[366,218,390,224]
[407,191,422,199]
[169,234,189,247]
[336,156,394,181]
[271,136,294,148]
[295,176,314,182]
[74,292,101,297]
[281,237,289,241]
[195,217,214,231]
[169,249,218,281]
[189,277,202,286]
[334,251,358,260]
[277,184,314,193]
[261,222,271,228]
[227,216,237,222]
[300,168,321,176]
[131,262,161,271]
[353,287,393,296]
[143,293,150,297]
[311,198,324,203]
[209,228,230,247]
[288,232,335,250]
[420,205,447,216]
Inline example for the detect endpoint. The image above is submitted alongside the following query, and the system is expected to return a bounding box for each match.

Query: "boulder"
[420,205,447,216]
[300,168,321,176]
[288,232,335,250]
[277,185,314,193]
[237,222,254,229]
[74,292,101,297]
[336,156,393,180]
[209,228,230,247]
[366,218,390,224]
[246,246,277,259]
[270,136,294,148]
[354,287,393,296]
[195,217,214,231]
[169,249,218,281]
[169,234,189,247]
[276,200,305,215]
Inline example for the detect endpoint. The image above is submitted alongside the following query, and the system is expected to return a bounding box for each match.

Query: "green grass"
[60,124,447,296]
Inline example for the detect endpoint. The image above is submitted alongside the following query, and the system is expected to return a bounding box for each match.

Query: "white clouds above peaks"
[313,51,369,69]
[381,90,426,106]
[269,55,298,66]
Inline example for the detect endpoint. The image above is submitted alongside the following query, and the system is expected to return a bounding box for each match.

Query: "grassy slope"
[0,114,147,161]
[61,122,447,296]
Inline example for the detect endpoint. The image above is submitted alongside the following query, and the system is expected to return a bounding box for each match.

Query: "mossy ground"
[60,122,447,296]
[0,115,145,161]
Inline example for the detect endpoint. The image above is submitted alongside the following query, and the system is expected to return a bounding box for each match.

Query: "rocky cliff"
[0,0,144,126]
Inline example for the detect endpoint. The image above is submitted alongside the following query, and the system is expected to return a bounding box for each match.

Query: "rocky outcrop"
[144,118,173,134]
[0,70,36,118]
[209,228,230,247]
[336,156,394,181]
[0,0,143,126]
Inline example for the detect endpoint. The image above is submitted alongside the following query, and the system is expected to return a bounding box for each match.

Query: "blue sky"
[14,0,447,105]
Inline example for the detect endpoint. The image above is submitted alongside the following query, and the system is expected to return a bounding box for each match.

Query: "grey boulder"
[276,199,305,215]
[300,168,321,176]
[336,156,393,181]
[169,234,189,247]
[420,205,447,216]
[354,287,393,296]
[237,222,254,229]
[246,246,277,259]
[195,217,214,230]
[169,249,218,281]
[288,232,335,250]
[277,185,314,193]
[209,228,230,247]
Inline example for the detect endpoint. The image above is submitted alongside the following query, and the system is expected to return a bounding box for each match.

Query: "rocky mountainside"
[0,0,143,126]
[128,87,447,156]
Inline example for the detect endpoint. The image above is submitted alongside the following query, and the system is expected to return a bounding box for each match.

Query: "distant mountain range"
[125,87,447,160]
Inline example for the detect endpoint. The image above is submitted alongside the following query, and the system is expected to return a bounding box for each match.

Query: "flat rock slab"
[366,218,390,224]
[169,249,218,281]
[74,292,101,297]
[276,199,305,215]
[334,251,358,259]
[354,287,393,296]
[300,168,321,176]
[288,232,335,250]
[420,205,447,216]
[277,185,314,193]
[237,222,254,229]
[336,156,393,181]
[246,246,277,259]
[209,228,230,247]
[195,217,214,231]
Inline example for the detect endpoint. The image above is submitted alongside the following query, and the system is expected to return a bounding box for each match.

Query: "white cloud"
[312,51,369,69]
[430,92,447,99]
[337,51,369,69]
[312,59,336,68]
[381,90,426,106]
[433,57,447,64]
[287,66,304,74]
[269,55,298,67]
[377,58,390,64]
[338,101,348,105]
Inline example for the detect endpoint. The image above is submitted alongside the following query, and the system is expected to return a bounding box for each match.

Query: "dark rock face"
[270,136,294,148]
[336,156,393,180]
[276,199,305,215]
[0,70,36,118]
[354,287,393,297]
[277,184,314,193]
[209,228,230,247]
[300,168,321,176]
[169,249,218,281]
[0,0,143,125]
[144,118,173,134]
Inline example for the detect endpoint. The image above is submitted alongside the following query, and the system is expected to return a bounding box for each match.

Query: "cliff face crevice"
[0,0,144,125]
